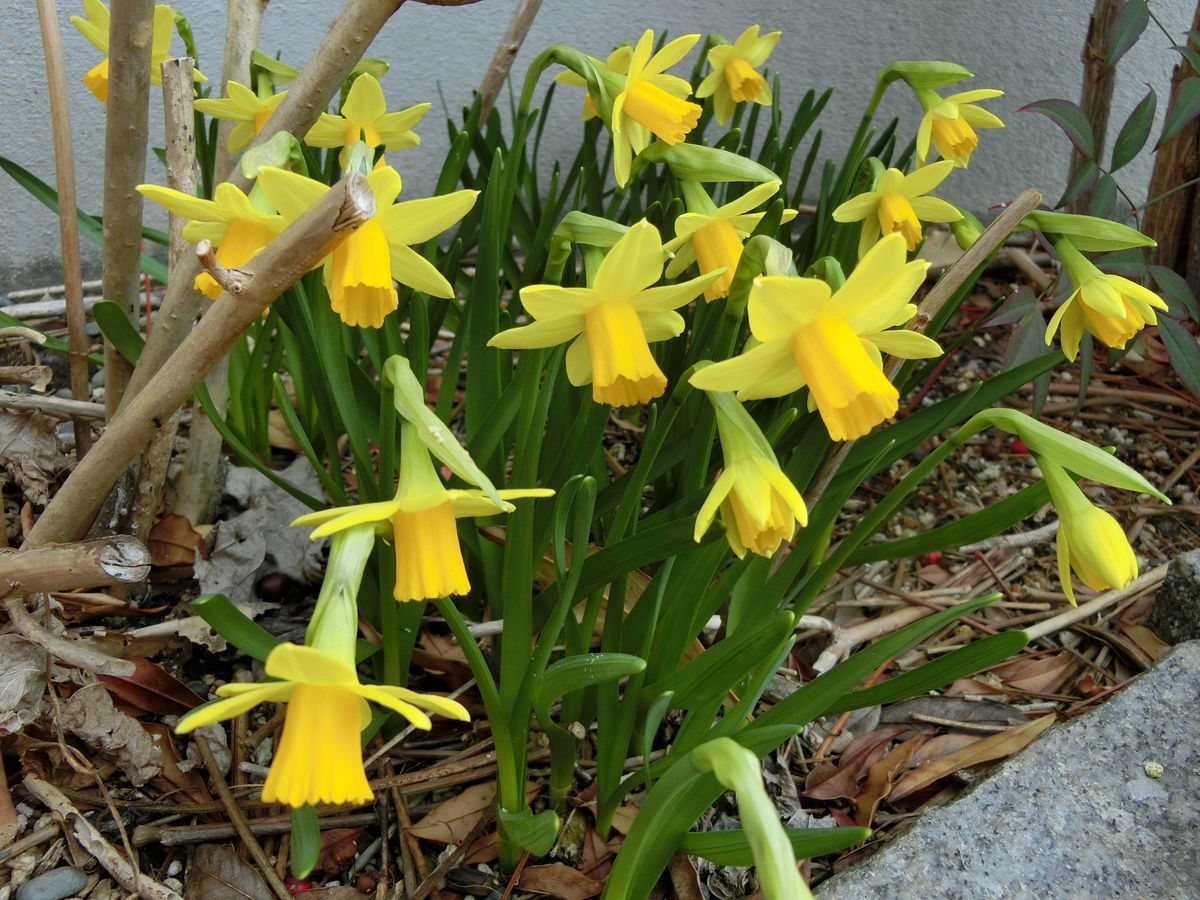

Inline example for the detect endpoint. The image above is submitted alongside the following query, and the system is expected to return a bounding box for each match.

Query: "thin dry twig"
[23,775,182,900]
[34,0,91,455]
[477,0,544,122]
[4,595,135,676]
[194,734,291,900]
[1023,564,1168,642]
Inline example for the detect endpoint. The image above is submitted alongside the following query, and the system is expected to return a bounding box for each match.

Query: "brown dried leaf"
[463,830,499,864]
[147,513,204,567]
[98,657,204,716]
[907,732,985,767]
[994,654,1078,694]
[610,803,639,835]
[0,409,66,506]
[184,843,272,899]
[854,733,928,827]
[879,696,1026,728]
[519,863,603,899]
[888,714,1056,802]
[60,682,161,784]
[0,633,47,736]
[267,409,302,452]
[668,851,704,900]
[804,726,909,801]
[408,781,540,844]
[142,722,211,805]
[315,827,362,873]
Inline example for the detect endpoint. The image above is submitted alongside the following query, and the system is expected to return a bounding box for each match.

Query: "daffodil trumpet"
[1037,456,1138,606]
[292,356,553,602]
[690,233,941,440]
[695,390,807,558]
[1044,238,1168,362]
[832,161,962,258]
[666,180,797,301]
[175,526,469,808]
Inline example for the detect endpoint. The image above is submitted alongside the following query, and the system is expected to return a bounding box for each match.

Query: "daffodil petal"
[695,468,738,540]
[865,329,942,359]
[175,683,293,733]
[593,220,665,299]
[901,160,956,197]
[266,644,358,685]
[303,500,403,539]
[837,234,927,333]
[517,285,597,321]
[379,190,478,245]
[908,196,963,223]
[945,88,1004,105]
[690,340,793,396]
[645,34,700,76]
[489,316,585,350]
[640,309,686,341]
[389,243,455,298]
[257,166,329,222]
[342,73,387,122]
[719,180,783,219]
[748,276,829,342]
[355,685,432,729]
[634,272,719,311]
[565,333,592,385]
[832,192,879,223]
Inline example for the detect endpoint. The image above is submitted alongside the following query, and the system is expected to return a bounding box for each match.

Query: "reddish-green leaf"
[1153,316,1200,400]
[1157,77,1200,146]
[1057,158,1099,209]
[1021,98,1096,157]
[1110,88,1157,171]
[1104,0,1150,70]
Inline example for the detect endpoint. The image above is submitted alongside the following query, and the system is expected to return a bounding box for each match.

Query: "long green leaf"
[679,826,869,866]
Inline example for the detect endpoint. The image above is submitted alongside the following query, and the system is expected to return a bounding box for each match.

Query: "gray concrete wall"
[0,0,1193,292]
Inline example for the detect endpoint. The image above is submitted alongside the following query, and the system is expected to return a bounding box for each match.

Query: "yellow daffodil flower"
[137,182,284,299]
[257,164,478,328]
[71,0,203,103]
[915,88,1004,167]
[695,24,780,125]
[665,180,797,301]
[1045,239,1168,362]
[293,422,552,602]
[832,161,962,258]
[696,391,807,557]
[194,80,287,153]
[305,73,429,164]
[691,233,940,441]
[176,642,468,807]
[555,46,633,121]
[1038,455,1138,605]
[488,220,722,407]
[608,30,703,187]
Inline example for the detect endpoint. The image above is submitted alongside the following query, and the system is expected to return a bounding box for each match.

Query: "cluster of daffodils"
[78,3,1172,816]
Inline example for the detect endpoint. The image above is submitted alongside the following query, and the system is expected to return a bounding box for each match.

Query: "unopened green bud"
[240,131,307,179]
[250,49,299,85]
[1020,210,1155,252]
[951,208,985,249]
[631,143,780,184]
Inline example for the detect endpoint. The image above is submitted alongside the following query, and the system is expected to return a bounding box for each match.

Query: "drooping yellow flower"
[137,182,285,299]
[695,24,780,125]
[608,30,703,186]
[257,164,478,328]
[664,180,797,301]
[71,0,204,103]
[915,88,1004,167]
[488,220,722,407]
[194,80,287,153]
[293,422,552,602]
[305,73,429,163]
[691,233,940,441]
[555,46,633,121]
[176,643,468,807]
[1045,239,1168,362]
[695,391,807,558]
[832,161,962,258]
[1038,456,1138,605]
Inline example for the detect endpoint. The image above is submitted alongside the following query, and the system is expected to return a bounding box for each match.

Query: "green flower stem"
[435,598,523,869]
[306,525,375,666]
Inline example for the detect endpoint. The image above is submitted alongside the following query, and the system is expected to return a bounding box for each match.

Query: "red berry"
[1011,437,1029,455]
[284,876,312,894]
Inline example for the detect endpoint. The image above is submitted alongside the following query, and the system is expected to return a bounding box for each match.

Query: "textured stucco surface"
[0,0,1193,291]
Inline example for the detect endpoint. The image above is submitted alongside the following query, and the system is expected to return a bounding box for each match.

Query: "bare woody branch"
[477,0,544,122]
[100,0,154,419]
[35,0,92,456]
[26,175,376,546]
[0,536,150,597]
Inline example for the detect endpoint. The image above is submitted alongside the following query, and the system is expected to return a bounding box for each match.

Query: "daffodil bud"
[881,60,973,93]
[631,142,781,184]
[239,130,307,179]
[1020,211,1155,252]
[545,213,630,289]
[251,49,299,85]
[951,208,984,249]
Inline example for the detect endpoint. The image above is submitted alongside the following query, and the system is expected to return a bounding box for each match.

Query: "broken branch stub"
[0,536,150,596]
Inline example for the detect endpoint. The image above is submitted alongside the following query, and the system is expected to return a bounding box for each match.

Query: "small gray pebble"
[15,867,88,900]
[165,860,182,877]
[85,322,101,338]
[91,368,105,387]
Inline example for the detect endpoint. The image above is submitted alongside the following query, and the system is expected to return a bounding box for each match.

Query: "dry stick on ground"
[122,0,408,406]
[1067,0,1121,213]
[194,734,291,900]
[25,175,375,546]
[130,59,198,542]
[0,391,105,420]
[0,366,53,388]
[35,0,92,456]
[0,535,150,596]
[1023,563,1168,642]
[99,0,154,419]
[477,0,544,122]
[24,775,182,900]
